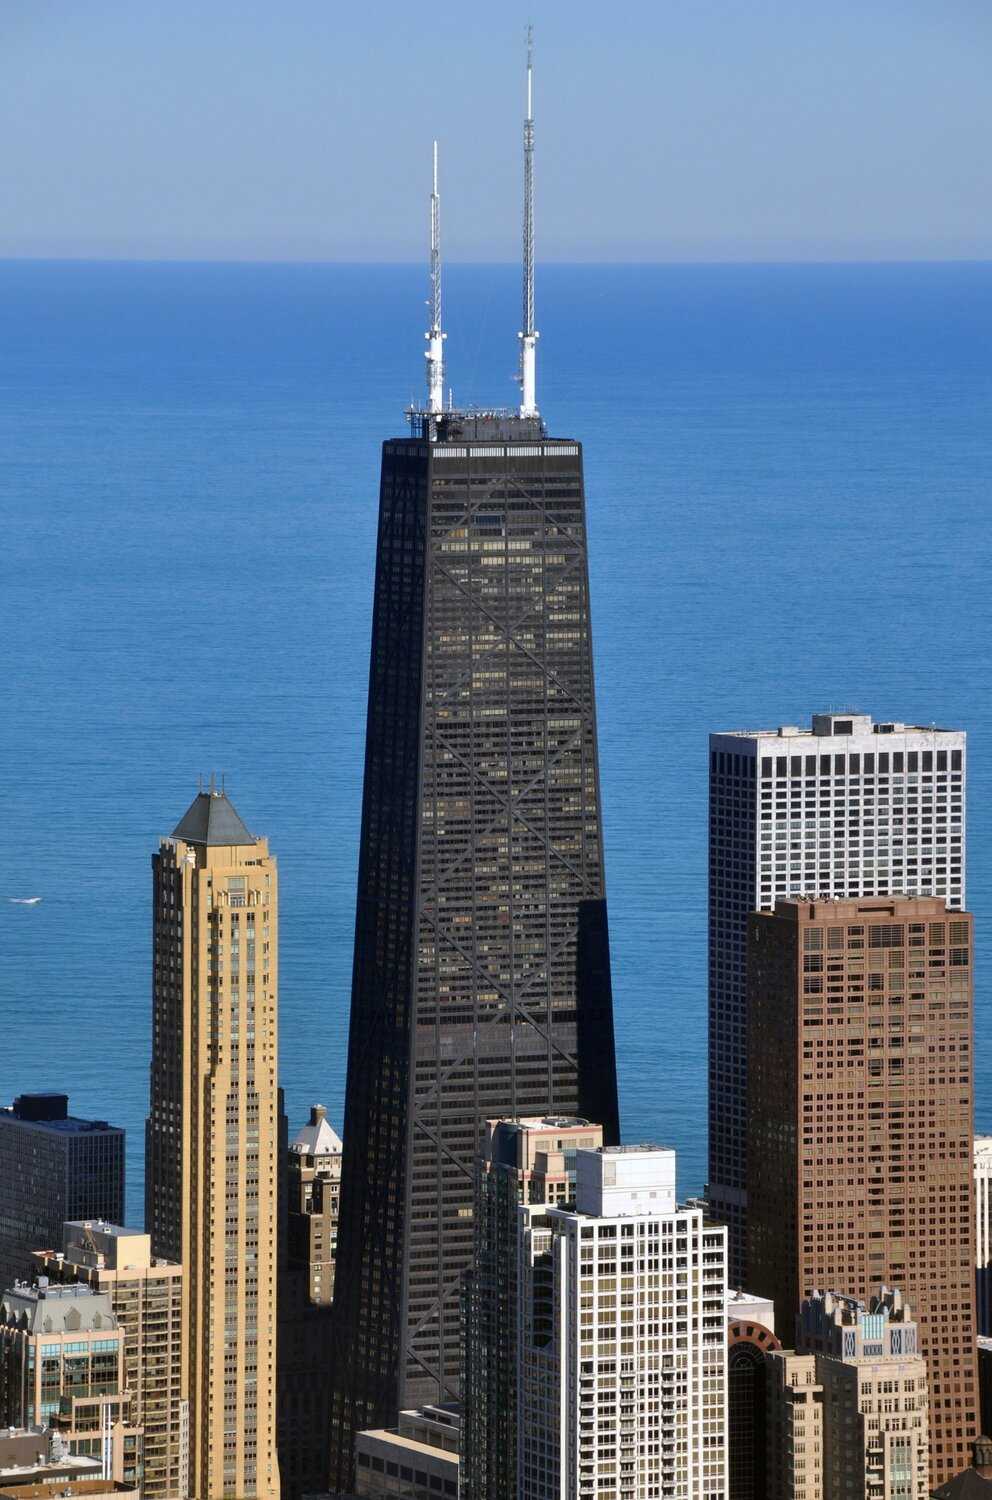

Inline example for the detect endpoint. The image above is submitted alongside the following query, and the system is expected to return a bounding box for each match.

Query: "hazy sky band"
[2,0,990,262]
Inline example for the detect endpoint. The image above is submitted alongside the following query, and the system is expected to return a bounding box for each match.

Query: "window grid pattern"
[331,433,620,1488]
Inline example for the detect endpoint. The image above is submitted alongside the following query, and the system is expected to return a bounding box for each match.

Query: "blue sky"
[2,0,989,261]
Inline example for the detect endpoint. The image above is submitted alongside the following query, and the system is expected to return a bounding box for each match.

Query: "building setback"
[33,1222,186,1500]
[145,790,280,1500]
[709,712,965,1281]
[747,894,977,1488]
[0,1094,124,1293]
[462,1116,605,1500]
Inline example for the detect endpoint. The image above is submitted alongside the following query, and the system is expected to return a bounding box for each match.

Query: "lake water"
[1,259,990,1212]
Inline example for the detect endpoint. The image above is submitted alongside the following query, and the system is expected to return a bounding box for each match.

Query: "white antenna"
[425,140,445,415]
[518,26,539,418]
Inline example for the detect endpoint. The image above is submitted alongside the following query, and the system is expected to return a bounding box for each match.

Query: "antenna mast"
[519,26,538,418]
[426,140,445,415]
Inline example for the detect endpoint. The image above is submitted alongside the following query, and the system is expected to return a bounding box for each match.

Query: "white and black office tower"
[708,711,965,1283]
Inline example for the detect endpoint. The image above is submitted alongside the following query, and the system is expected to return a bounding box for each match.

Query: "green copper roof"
[172,790,254,847]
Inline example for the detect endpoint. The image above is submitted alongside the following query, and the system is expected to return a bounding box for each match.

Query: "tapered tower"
[146,788,281,1500]
[328,40,620,1489]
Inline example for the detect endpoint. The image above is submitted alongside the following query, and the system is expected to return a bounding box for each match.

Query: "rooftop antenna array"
[425,140,445,415]
[518,26,539,418]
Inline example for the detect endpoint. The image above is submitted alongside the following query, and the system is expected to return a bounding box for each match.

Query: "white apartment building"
[708,711,966,1281]
[975,1137,992,1336]
[517,1146,727,1500]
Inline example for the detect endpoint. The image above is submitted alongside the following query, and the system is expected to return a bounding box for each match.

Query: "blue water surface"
[0,260,990,1211]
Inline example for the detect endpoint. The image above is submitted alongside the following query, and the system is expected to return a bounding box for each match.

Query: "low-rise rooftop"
[1,1282,118,1336]
[0,1096,120,1137]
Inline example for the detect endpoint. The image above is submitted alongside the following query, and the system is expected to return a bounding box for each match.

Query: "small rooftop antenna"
[518,26,539,418]
[425,140,445,416]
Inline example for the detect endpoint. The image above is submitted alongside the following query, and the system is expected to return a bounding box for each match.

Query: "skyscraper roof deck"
[716,712,963,739]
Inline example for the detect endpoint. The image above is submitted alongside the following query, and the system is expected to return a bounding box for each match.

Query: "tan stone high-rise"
[146,789,280,1500]
[748,895,978,1489]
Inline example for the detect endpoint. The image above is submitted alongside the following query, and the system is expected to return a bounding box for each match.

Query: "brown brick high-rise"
[747,895,977,1489]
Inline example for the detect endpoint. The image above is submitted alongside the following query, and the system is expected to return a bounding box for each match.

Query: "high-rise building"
[709,712,965,1280]
[747,894,977,1487]
[145,788,280,1500]
[462,1116,605,1500]
[726,1292,779,1500]
[764,1351,822,1500]
[766,1287,930,1499]
[33,1222,186,1500]
[329,48,619,1486]
[287,1106,342,1307]
[513,1146,727,1499]
[0,1281,141,1487]
[975,1137,992,1337]
[0,1094,124,1292]
[277,1108,341,1500]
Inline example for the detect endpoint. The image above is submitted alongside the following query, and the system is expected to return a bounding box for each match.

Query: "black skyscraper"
[328,47,619,1486]
[328,410,620,1483]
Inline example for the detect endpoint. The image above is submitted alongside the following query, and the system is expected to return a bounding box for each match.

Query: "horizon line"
[0,254,990,270]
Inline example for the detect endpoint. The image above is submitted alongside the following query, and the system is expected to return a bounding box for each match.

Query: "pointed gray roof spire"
[172,789,254,847]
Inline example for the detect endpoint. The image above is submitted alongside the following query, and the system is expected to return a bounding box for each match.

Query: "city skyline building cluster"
[0,34,987,1500]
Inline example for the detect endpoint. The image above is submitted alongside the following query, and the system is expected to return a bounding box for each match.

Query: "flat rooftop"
[5,1119,121,1136]
[63,1221,134,1240]
[715,712,961,740]
[597,1143,676,1156]
[768,894,955,921]
[356,1431,458,1464]
[0,1483,136,1499]
[496,1116,591,1130]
